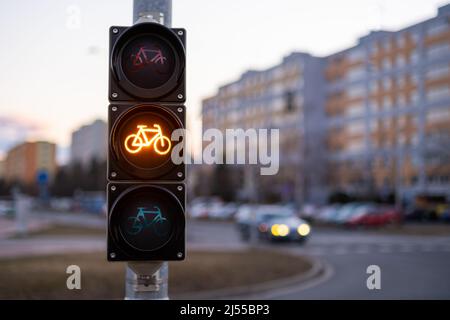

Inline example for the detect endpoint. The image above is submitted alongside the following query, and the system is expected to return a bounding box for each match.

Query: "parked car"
[316,204,341,223]
[208,202,238,220]
[188,197,223,219]
[0,200,14,218]
[349,205,402,227]
[333,203,363,224]
[346,204,379,226]
[300,203,317,221]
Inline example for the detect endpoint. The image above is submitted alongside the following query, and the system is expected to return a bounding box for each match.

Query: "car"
[376,206,403,226]
[300,203,317,221]
[236,205,302,242]
[189,201,209,219]
[188,197,223,219]
[441,207,450,222]
[262,215,311,243]
[208,202,238,220]
[345,204,378,226]
[351,206,403,227]
[316,204,341,223]
[333,203,363,224]
[0,200,14,218]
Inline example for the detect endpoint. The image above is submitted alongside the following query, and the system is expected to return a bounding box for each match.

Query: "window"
[410,51,420,64]
[346,66,365,81]
[410,32,420,46]
[396,34,405,48]
[426,86,450,102]
[345,103,364,117]
[345,139,365,153]
[410,73,419,86]
[426,64,450,81]
[427,43,450,59]
[396,55,406,68]
[427,107,450,122]
[410,91,420,105]
[427,20,449,36]
[369,80,378,94]
[382,78,393,91]
[348,48,365,62]
[397,94,406,107]
[397,76,405,88]
[347,83,365,98]
[346,121,365,135]
[383,96,392,110]
[284,91,295,112]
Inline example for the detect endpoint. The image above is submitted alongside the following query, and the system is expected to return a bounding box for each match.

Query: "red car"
[378,207,403,225]
[348,206,402,227]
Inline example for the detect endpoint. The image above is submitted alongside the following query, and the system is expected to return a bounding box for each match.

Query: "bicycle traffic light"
[109,22,185,102]
[107,22,186,262]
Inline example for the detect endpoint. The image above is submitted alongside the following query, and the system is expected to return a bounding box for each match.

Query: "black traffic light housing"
[107,103,185,181]
[107,21,186,262]
[109,23,186,103]
[107,182,185,261]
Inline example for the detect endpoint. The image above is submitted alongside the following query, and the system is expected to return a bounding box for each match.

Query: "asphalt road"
[189,220,450,299]
[2,214,449,299]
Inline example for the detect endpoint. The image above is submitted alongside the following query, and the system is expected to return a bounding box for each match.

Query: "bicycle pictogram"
[130,46,166,72]
[126,206,169,236]
[124,124,172,155]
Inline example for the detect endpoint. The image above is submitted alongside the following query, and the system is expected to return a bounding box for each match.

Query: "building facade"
[202,4,450,204]
[326,4,450,201]
[202,53,326,204]
[70,119,107,167]
[3,141,57,185]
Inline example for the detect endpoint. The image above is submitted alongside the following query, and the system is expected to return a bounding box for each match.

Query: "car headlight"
[271,224,280,236]
[297,223,310,236]
[277,224,290,237]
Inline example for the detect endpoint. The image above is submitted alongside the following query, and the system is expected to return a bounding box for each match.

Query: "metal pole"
[133,0,172,26]
[125,0,172,300]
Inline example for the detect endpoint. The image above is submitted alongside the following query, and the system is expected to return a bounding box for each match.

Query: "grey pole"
[125,0,173,300]
[133,0,172,26]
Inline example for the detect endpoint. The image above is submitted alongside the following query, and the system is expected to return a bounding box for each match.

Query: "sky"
[0,0,448,164]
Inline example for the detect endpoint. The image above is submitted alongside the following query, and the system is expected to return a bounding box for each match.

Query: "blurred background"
[0,0,450,299]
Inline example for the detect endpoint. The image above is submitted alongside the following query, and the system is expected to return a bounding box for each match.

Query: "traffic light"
[107,22,186,261]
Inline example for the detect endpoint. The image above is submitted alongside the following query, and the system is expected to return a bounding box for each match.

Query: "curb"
[172,251,331,300]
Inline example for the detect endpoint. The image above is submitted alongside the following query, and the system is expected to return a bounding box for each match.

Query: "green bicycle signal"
[127,206,169,236]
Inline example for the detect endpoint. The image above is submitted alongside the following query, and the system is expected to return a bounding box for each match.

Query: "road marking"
[333,247,350,255]
[421,245,435,252]
[378,246,393,254]
[355,246,370,254]
[399,245,414,253]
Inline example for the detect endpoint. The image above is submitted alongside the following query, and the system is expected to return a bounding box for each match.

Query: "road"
[189,220,450,299]
[1,215,450,299]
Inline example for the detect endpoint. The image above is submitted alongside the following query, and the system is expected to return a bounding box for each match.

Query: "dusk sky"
[0,0,447,164]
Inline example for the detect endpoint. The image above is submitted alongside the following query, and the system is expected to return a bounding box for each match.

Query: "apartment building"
[3,141,57,185]
[202,4,450,204]
[202,53,326,203]
[326,4,450,201]
[70,119,107,168]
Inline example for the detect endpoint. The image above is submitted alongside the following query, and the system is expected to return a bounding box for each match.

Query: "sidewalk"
[0,217,50,240]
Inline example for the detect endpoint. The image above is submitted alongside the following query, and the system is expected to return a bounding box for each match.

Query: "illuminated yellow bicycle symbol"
[124,124,172,155]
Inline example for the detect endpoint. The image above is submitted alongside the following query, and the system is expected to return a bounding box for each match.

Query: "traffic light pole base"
[125,261,169,300]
